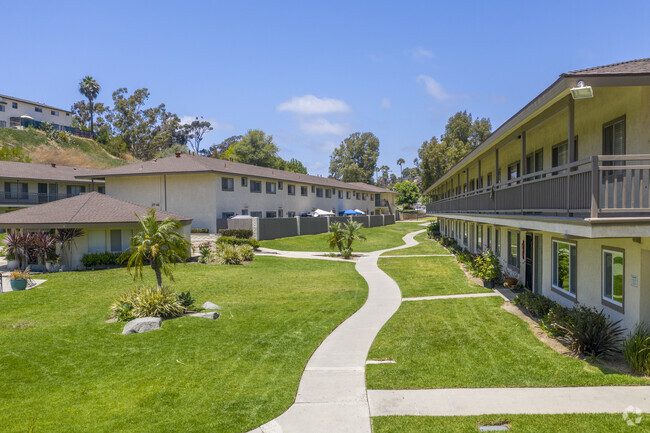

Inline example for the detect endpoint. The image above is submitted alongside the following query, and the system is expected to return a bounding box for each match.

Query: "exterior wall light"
[570,80,593,99]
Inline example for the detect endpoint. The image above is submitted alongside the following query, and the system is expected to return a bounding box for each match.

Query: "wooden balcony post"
[520,132,526,213]
[478,159,482,190]
[591,155,599,218]
[567,99,575,215]
[494,148,499,212]
[465,169,469,210]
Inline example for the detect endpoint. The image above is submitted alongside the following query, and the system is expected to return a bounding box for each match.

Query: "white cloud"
[299,118,349,135]
[179,115,235,131]
[380,97,391,109]
[277,95,351,115]
[416,75,450,101]
[411,47,434,60]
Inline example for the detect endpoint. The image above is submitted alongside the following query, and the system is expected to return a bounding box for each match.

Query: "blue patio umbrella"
[342,209,363,215]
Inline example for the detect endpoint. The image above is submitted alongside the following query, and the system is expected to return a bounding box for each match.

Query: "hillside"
[0,127,133,169]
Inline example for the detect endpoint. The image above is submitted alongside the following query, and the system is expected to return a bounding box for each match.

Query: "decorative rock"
[190,311,220,320]
[122,317,162,335]
[202,302,222,310]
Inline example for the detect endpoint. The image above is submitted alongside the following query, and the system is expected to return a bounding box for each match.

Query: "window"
[67,185,86,196]
[602,249,624,308]
[222,212,235,218]
[552,142,568,168]
[97,186,105,194]
[346,191,351,199]
[222,177,234,191]
[35,107,43,113]
[0,105,4,112]
[51,110,59,116]
[110,230,122,252]
[241,209,249,215]
[250,180,262,193]
[250,211,262,218]
[507,162,520,181]
[288,184,296,195]
[476,225,483,251]
[338,190,343,199]
[507,230,520,268]
[463,222,468,246]
[526,149,543,177]
[266,211,277,218]
[552,240,576,297]
[278,209,283,217]
[495,228,501,256]
[278,181,283,190]
[370,194,374,201]
[325,189,331,198]
[603,117,625,157]
[241,177,248,187]
[5,182,28,200]
[356,192,361,200]
[301,186,308,196]
[487,173,492,187]
[316,188,323,197]
[311,185,315,193]
[362,193,366,200]
[12,102,17,109]
[266,182,276,194]
[288,211,296,217]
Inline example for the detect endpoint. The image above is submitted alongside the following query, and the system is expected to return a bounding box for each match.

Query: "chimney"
[51,163,56,168]
[175,152,181,158]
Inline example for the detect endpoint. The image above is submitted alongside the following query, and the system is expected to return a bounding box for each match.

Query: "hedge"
[81,252,124,268]
[216,236,260,250]
[219,229,253,239]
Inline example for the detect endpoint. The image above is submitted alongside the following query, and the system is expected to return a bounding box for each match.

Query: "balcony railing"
[426,154,650,219]
[0,192,86,206]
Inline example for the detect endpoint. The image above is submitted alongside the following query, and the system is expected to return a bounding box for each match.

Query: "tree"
[329,132,379,183]
[397,158,405,181]
[71,100,109,131]
[230,129,279,167]
[108,88,184,160]
[55,228,84,269]
[202,135,242,158]
[341,221,366,259]
[0,146,31,162]
[379,165,390,187]
[284,158,308,174]
[78,76,101,136]
[327,222,346,254]
[394,181,420,209]
[182,117,213,154]
[120,208,190,289]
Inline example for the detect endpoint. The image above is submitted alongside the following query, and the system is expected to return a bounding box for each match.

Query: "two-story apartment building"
[78,153,396,232]
[0,161,103,215]
[425,58,650,330]
[0,94,72,130]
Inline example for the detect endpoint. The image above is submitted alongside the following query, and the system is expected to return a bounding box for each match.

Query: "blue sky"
[2,1,649,176]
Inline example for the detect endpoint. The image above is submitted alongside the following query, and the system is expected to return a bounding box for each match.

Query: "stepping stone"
[202,301,221,310]
[122,317,162,335]
[190,311,220,320]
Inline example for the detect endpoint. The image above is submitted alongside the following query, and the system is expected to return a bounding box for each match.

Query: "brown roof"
[77,154,394,193]
[0,160,100,184]
[0,93,71,113]
[0,192,191,228]
[347,182,395,194]
[563,58,650,77]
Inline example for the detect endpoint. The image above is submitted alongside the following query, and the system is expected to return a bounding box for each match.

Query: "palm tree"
[56,228,84,269]
[78,76,100,136]
[397,158,405,181]
[327,222,345,253]
[121,208,190,289]
[343,221,366,252]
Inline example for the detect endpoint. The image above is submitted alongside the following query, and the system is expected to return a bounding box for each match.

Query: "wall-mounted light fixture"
[570,80,593,99]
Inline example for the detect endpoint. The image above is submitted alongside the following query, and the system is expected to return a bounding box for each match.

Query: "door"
[49,184,58,202]
[525,233,533,290]
[38,183,47,203]
[534,234,543,294]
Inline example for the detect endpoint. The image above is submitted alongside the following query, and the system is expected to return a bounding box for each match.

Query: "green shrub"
[622,323,650,375]
[219,229,253,239]
[473,249,502,281]
[558,306,623,358]
[238,244,255,261]
[81,252,123,268]
[426,221,440,239]
[215,244,242,265]
[190,228,210,233]
[216,236,260,250]
[540,303,573,337]
[178,291,196,309]
[512,291,556,318]
[199,245,212,264]
[110,286,185,321]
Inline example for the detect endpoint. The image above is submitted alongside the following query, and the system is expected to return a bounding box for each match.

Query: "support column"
[567,98,575,215]
[520,131,526,213]
[478,160,482,189]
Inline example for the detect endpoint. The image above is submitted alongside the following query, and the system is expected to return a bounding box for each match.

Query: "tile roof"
[346,182,395,194]
[77,154,395,193]
[0,160,100,184]
[0,192,191,227]
[563,58,650,76]
[0,93,71,113]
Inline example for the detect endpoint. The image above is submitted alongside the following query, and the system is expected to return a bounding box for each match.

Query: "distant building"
[0,94,72,130]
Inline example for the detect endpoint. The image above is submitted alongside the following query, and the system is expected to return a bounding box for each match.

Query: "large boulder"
[190,312,220,320]
[122,317,162,335]
[202,302,221,310]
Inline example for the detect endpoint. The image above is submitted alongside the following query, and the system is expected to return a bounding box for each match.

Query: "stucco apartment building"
[79,153,396,233]
[0,161,103,215]
[425,58,650,330]
[0,94,72,130]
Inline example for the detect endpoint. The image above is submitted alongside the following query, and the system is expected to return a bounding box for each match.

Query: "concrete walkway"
[368,387,650,416]
[250,230,425,433]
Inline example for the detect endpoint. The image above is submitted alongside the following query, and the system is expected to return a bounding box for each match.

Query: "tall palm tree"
[121,208,190,289]
[397,158,405,181]
[78,76,100,136]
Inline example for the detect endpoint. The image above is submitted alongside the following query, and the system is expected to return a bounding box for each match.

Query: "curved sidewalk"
[250,230,425,433]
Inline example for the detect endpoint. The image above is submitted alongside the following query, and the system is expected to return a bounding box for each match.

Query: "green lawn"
[372,414,649,433]
[381,232,449,256]
[378,256,490,297]
[0,257,367,433]
[260,222,427,252]
[367,297,649,389]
